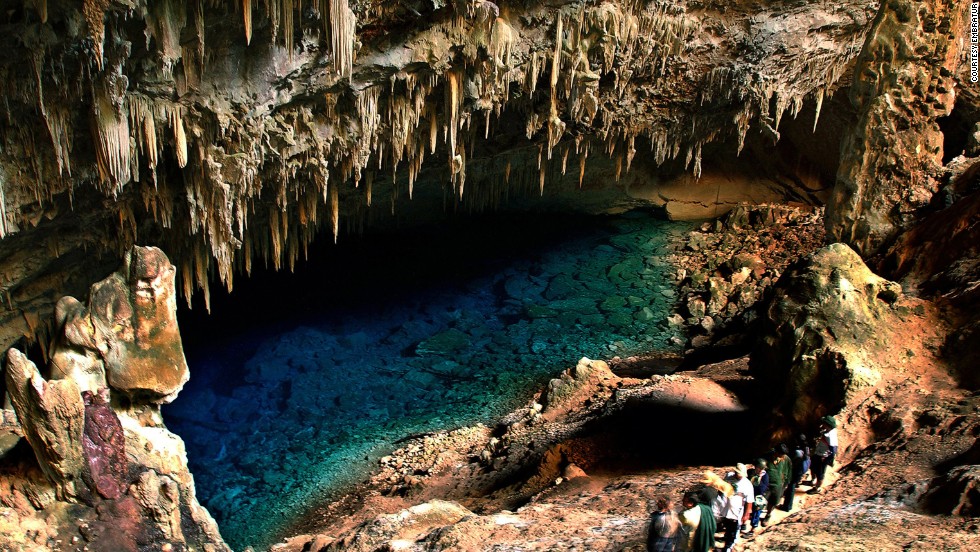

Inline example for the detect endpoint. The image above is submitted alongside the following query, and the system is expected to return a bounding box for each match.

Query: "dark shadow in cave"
[572,401,757,472]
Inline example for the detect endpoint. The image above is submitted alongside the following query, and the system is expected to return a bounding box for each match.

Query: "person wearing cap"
[732,463,754,533]
[647,496,680,552]
[720,471,747,552]
[809,415,839,494]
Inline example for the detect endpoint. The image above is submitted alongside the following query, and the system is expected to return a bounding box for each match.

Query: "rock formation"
[0,246,226,551]
[827,0,968,256]
[751,243,904,429]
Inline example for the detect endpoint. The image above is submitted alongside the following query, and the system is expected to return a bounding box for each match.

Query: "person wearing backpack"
[809,415,839,494]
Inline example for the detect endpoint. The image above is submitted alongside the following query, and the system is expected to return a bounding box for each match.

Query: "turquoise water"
[165,211,691,550]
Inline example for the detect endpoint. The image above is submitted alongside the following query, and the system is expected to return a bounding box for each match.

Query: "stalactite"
[91,77,132,192]
[0,172,7,239]
[284,0,294,57]
[330,0,356,77]
[813,88,824,132]
[445,70,465,190]
[366,170,373,207]
[83,0,110,70]
[31,0,48,23]
[170,106,188,168]
[243,0,253,45]
[330,180,339,242]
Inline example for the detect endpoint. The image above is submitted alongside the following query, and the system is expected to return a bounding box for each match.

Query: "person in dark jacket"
[781,435,810,511]
[748,459,769,531]
[764,447,790,525]
[680,492,716,552]
[647,496,680,552]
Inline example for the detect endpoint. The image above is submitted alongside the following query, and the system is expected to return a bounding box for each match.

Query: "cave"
[1,1,978,552]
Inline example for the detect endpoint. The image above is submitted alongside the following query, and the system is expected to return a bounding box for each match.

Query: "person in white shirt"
[733,463,754,532]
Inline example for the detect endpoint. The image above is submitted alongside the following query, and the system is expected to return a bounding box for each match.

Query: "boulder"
[751,243,902,428]
[542,358,614,412]
[48,246,189,403]
[322,500,474,552]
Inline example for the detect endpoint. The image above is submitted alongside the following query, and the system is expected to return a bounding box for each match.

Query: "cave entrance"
[165,208,693,550]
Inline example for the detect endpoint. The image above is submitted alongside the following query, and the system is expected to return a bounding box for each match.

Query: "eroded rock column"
[827,0,967,255]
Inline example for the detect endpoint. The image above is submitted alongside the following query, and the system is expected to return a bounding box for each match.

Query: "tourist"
[732,463,754,533]
[680,492,716,552]
[748,459,769,531]
[720,471,747,552]
[647,496,680,552]
[763,447,790,525]
[809,415,839,494]
[699,471,733,527]
[781,434,810,511]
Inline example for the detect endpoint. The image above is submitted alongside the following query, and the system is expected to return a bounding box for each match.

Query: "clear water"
[164,211,691,550]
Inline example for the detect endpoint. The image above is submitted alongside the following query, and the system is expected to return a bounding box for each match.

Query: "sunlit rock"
[752,243,903,427]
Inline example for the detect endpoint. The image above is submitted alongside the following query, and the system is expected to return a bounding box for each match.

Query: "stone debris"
[665,203,825,348]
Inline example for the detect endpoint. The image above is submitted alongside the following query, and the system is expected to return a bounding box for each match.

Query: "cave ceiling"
[0,0,883,349]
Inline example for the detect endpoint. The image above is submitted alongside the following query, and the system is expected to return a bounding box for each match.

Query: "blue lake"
[165,210,691,550]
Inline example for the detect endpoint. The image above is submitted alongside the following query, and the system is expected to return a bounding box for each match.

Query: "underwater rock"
[416,328,472,356]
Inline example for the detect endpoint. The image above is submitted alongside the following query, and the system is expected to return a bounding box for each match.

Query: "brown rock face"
[827,0,968,255]
[101,247,188,402]
[81,389,127,501]
[751,243,904,429]
[51,246,189,403]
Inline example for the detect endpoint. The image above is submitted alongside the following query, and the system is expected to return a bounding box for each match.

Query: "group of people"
[647,415,839,552]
